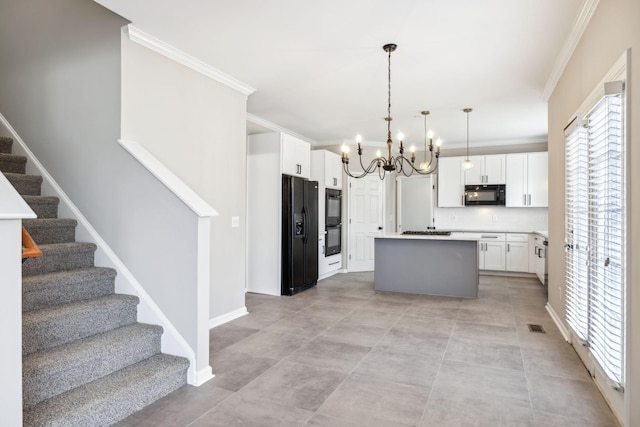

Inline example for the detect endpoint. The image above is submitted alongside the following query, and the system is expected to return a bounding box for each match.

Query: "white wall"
[120,31,249,324]
[547,0,640,424]
[0,0,209,382]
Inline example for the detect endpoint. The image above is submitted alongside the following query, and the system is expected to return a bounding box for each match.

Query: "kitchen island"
[374,233,481,298]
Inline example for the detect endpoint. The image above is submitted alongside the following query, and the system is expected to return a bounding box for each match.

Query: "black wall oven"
[325,189,342,256]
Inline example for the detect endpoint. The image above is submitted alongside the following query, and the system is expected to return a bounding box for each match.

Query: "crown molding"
[542,0,600,101]
[125,25,255,96]
[246,113,317,145]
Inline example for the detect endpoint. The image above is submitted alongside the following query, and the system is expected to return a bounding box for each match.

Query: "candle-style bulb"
[397,132,404,142]
[376,150,382,159]
[356,134,362,143]
[427,129,434,139]
[410,145,416,153]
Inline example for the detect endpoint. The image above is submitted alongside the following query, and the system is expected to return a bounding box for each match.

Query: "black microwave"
[464,184,506,206]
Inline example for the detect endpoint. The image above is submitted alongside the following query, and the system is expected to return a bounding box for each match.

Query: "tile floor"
[116,273,620,427]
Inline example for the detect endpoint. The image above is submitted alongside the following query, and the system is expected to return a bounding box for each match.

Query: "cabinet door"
[464,156,485,184]
[506,241,529,272]
[505,154,527,206]
[438,157,465,207]
[282,134,310,178]
[535,246,546,284]
[483,241,506,270]
[325,151,342,189]
[484,154,506,184]
[526,152,548,207]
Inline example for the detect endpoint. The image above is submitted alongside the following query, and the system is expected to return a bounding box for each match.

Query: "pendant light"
[463,108,473,170]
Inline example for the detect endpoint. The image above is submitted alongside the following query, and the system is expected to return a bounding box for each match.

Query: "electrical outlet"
[231,216,240,228]
[492,215,498,222]
[449,215,456,222]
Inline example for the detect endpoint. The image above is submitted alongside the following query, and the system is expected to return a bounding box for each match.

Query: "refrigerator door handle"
[302,208,308,243]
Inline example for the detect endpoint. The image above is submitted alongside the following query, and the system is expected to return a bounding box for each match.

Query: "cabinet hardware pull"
[507,243,510,252]
[523,194,526,205]
[528,194,531,205]
[461,195,464,206]
[328,261,340,266]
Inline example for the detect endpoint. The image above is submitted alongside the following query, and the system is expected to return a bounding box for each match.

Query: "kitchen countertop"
[377,232,482,242]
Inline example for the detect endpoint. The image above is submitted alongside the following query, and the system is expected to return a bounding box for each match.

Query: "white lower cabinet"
[505,233,529,272]
[478,233,505,271]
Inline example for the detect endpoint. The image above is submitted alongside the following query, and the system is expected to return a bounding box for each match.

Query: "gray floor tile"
[190,390,313,426]
[341,308,401,329]
[404,304,460,320]
[360,298,412,313]
[429,360,530,408]
[353,344,442,388]
[420,395,535,427]
[265,312,333,339]
[286,337,371,373]
[457,307,516,328]
[320,320,389,347]
[521,341,591,381]
[240,360,346,412]
[443,335,524,371]
[527,373,619,425]
[227,330,310,360]
[297,302,356,322]
[114,382,233,426]
[318,373,429,426]
[209,348,278,392]
[230,306,291,330]
[452,321,519,346]
[532,410,620,427]
[209,323,260,354]
[377,315,453,352]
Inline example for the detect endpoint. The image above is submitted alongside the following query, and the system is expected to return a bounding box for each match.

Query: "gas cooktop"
[401,230,452,236]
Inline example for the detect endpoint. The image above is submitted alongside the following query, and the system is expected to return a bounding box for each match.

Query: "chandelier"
[341,43,441,179]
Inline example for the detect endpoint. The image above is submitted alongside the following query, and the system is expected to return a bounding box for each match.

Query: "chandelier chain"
[387,47,392,141]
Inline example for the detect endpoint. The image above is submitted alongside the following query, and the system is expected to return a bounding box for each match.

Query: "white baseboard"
[191,366,214,387]
[209,307,248,329]
[545,302,571,342]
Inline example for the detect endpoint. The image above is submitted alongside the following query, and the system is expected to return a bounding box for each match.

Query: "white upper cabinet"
[438,157,465,207]
[281,133,310,178]
[464,154,506,185]
[505,152,548,207]
[311,150,342,189]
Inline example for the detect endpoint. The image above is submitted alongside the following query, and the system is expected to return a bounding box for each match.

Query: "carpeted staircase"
[0,135,189,426]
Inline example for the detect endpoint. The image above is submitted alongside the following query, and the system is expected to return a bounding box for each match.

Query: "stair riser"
[23,298,139,355]
[22,248,94,276]
[0,137,12,154]
[23,196,59,219]
[24,224,76,244]
[23,271,116,312]
[5,174,41,195]
[23,327,162,408]
[0,156,26,174]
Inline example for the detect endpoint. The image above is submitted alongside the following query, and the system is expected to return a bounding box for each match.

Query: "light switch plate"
[231,216,240,228]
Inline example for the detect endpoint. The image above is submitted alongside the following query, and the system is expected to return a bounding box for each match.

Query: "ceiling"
[94,0,585,149]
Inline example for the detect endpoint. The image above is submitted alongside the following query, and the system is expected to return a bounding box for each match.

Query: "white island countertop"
[376,232,483,241]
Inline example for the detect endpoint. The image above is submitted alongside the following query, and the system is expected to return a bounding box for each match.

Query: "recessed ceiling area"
[94,0,585,149]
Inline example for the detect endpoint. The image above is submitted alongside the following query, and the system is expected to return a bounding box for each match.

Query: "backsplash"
[434,206,548,232]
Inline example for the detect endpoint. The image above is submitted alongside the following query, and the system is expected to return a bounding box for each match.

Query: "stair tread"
[23,354,189,427]
[23,323,163,408]
[0,136,12,154]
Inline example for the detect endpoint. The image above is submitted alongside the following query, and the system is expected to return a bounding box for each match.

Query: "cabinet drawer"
[479,233,505,242]
[506,233,529,242]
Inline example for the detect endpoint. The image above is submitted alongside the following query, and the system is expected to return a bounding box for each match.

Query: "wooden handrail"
[22,226,42,259]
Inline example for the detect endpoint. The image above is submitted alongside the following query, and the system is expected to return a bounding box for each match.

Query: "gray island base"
[374,235,479,298]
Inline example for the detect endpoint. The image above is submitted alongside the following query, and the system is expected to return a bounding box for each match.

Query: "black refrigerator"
[282,175,318,296]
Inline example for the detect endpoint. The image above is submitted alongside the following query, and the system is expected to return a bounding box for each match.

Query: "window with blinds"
[565,83,625,389]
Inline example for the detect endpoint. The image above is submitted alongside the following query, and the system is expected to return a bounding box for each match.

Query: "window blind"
[565,86,625,389]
